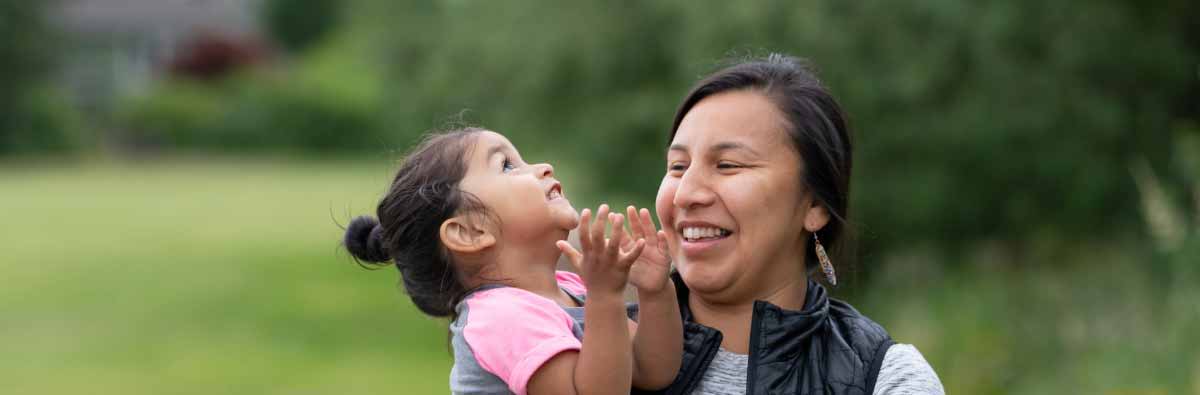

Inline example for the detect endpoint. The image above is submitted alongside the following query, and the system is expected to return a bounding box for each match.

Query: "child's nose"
[534,163,554,178]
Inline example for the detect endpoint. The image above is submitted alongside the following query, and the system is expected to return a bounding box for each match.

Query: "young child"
[342,127,682,394]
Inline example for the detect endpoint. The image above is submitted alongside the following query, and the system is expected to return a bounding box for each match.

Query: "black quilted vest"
[635,273,893,395]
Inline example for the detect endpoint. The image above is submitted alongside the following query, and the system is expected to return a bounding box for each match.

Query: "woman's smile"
[676,220,734,256]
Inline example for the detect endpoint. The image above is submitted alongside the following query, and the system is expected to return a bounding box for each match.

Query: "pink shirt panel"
[460,271,588,395]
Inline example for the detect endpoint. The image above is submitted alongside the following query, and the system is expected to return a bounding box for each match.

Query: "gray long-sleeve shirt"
[691,343,945,395]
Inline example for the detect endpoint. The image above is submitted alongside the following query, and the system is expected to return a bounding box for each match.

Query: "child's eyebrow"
[485,144,507,161]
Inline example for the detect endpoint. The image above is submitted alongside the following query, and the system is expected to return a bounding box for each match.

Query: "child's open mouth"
[546,183,564,201]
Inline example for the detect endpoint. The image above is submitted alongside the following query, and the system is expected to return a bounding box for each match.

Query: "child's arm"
[527,291,629,395]
[533,205,645,395]
[625,206,683,390]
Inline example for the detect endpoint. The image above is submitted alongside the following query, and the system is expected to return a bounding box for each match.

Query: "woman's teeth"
[682,227,731,241]
[547,189,562,200]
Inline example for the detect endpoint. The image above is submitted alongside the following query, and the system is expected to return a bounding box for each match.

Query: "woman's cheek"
[655,177,676,223]
[655,176,679,250]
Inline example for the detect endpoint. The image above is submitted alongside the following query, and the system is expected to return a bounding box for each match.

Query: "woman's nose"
[673,169,715,209]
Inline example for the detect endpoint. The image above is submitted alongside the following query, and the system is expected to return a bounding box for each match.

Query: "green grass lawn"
[2,159,1196,394]
[1,159,455,394]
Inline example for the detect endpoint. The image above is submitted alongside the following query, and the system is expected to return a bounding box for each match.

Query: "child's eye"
[502,158,516,173]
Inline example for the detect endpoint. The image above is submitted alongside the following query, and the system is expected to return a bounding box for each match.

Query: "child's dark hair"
[343,127,486,318]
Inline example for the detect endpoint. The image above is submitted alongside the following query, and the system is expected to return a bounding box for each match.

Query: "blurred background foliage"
[2,0,1198,394]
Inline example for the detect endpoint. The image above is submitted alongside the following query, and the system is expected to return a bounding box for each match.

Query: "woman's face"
[656,90,817,303]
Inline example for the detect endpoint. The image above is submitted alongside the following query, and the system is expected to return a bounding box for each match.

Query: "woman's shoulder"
[823,298,943,393]
[872,344,945,395]
[827,297,892,344]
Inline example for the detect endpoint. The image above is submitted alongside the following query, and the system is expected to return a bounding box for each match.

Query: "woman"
[641,54,944,394]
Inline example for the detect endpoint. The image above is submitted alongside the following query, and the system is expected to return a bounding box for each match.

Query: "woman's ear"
[440,216,496,254]
[803,202,830,233]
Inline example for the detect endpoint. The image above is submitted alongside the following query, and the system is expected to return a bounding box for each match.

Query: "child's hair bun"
[344,216,391,263]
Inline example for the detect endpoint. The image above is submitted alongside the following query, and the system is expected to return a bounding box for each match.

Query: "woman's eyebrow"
[711,141,760,156]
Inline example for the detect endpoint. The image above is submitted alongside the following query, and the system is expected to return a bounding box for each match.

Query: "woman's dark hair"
[670,54,854,282]
[343,127,487,317]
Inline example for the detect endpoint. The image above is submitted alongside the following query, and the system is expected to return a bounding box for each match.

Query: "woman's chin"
[677,262,738,297]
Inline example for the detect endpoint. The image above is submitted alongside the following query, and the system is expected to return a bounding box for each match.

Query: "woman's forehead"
[671,91,790,153]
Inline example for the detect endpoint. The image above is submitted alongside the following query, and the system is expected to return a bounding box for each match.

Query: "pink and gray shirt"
[448,271,602,395]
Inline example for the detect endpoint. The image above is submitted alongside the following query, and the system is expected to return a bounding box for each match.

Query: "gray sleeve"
[871,344,945,395]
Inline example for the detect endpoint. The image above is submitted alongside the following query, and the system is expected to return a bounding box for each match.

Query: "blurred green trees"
[11,0,1200,264]
[362,0,1199,263]
[262,0,341,53]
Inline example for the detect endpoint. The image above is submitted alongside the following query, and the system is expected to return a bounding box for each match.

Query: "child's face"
[459,131,580,243]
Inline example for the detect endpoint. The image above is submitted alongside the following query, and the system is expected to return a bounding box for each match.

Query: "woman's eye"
[717,162,741,169]
[502,158,515,173]
[668,162,687,172]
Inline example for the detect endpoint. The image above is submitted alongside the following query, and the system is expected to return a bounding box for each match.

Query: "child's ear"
[440,216,496,254]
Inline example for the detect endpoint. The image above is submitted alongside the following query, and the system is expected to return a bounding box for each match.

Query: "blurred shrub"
[0,0,82,156]
[0,88,87,156]
[1133,128,1200,278]
[168,33,270,81]
[117,81,226,149]
[117,37,391,155]
[118,79,386,155]
[225,80,385,152]
[262,0,342,53]
[0,1,51,107]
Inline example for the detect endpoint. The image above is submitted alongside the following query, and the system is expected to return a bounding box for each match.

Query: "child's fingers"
[577,208,593,251]
[591,204,610,250]
[627,206,646,240]
[556,240,583,271]
[619,238,647,266]
[610,213,627,258]
[640,208,659,244]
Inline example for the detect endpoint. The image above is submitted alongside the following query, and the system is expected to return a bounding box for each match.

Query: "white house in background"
[50,0,263,112]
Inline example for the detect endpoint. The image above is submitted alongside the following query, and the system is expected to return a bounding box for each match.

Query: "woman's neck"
[688,275,808,354]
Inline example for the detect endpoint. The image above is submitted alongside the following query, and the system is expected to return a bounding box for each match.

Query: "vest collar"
[671,271,830,339]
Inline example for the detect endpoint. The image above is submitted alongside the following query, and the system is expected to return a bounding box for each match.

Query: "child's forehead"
[477,130,512,147]
[470,131,519,158]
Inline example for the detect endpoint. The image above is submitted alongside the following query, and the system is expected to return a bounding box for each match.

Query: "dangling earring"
[814,233,837,286]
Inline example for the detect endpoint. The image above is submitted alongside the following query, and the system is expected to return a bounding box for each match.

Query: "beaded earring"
[814,233,837,286]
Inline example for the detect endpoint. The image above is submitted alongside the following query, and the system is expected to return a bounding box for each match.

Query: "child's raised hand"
[556,204,646,296]
[622,206,672,294]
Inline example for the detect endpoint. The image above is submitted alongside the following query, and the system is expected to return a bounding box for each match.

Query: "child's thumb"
[556,240,584,271]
